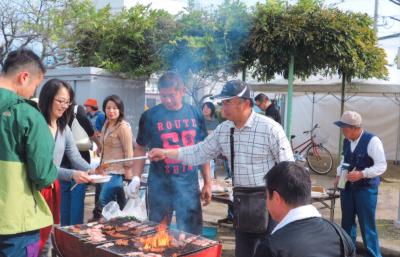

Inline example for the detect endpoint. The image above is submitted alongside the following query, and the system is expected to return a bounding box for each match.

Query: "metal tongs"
[70,155,149,191]
[104,154,148,164]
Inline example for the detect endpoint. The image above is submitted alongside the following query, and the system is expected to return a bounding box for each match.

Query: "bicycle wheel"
[306,145,333,175]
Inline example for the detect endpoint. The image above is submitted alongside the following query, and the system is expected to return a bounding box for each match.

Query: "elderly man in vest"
[334,111,387,257]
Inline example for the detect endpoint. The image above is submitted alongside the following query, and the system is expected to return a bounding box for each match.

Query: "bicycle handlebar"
[302,123,319,134]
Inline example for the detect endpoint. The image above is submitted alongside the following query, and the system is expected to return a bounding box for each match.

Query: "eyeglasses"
[54,98,72,106]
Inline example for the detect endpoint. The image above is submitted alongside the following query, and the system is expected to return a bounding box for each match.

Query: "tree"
[70,4,176,78]
[244,0,388,137]
[0,0,44,66]
[0,0,94,68]
[161,0,252,105]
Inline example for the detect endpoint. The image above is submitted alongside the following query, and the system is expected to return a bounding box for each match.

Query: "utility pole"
[396,0,400,228]
[398,47,400,69]
[286,55,294,138]
[374,0,379,31]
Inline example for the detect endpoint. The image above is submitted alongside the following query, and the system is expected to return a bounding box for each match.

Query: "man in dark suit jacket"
[253,162,355,257]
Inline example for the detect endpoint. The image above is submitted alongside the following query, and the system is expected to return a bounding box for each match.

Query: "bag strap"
[230,127,235,187]
[73,105,78,116]
[323,219,351,257]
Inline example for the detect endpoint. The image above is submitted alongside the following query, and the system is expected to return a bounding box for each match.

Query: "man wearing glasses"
[127,71,211,236]
[148,80,294,257]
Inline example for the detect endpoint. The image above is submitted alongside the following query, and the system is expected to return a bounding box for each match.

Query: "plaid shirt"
[178,111,294,187]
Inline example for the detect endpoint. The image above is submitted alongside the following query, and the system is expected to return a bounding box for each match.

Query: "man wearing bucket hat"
[148,80,294,257]
[334,111,387,257]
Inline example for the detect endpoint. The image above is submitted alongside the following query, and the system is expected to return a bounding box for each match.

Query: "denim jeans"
[60,180,87,226]
[341,185,381,257]
[147,173,202,235]
[0,230,39,257]
[93,174,125,218]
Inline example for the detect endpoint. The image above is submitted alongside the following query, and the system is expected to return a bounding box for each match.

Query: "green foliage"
[244,0,388,81]
[69,4,175,78]
[160,0,252,81]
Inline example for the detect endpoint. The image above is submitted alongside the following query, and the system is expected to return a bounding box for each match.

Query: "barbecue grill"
[52,217,222,257]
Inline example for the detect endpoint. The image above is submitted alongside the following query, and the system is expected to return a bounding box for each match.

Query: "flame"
[140,219,173,252]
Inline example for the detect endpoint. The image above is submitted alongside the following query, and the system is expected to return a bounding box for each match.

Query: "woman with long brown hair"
[38,78,92,254]
[92,95,133,220]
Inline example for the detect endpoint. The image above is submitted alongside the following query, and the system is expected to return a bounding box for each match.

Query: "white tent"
[249,66,400,160]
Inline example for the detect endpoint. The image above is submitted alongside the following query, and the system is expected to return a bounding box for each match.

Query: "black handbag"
[230,128,269,233]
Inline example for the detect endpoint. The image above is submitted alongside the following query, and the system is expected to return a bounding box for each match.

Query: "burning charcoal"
[115,239,129,246]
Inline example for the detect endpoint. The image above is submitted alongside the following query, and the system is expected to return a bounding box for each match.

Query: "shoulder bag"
[324,219,355,257]
[71,105,92,151]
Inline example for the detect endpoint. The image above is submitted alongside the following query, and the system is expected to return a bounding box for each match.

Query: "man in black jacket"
[254,93,281,125]
[253,162,355,257]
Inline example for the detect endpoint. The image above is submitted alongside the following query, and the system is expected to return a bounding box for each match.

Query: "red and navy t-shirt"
[136,103,207,177]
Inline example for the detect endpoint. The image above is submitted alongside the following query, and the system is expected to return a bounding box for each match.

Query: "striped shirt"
[178,111,294,187]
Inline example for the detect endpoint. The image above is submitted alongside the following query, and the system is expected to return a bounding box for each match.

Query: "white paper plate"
[311,191,328,198]
[90,174,111,183]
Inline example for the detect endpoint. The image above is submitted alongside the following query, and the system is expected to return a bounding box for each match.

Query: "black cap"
[212,80,251,100]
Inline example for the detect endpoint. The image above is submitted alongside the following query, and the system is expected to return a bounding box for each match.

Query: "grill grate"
[97,229,217,257]
[64,217,158,244]
[56,217,220,257]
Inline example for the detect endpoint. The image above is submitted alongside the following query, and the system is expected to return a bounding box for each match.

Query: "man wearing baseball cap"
[147,80,294,257]
[84,98,105,132]
[334,111,387,257]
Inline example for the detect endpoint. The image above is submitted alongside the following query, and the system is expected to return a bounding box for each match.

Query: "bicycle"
[291,124,333,175]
